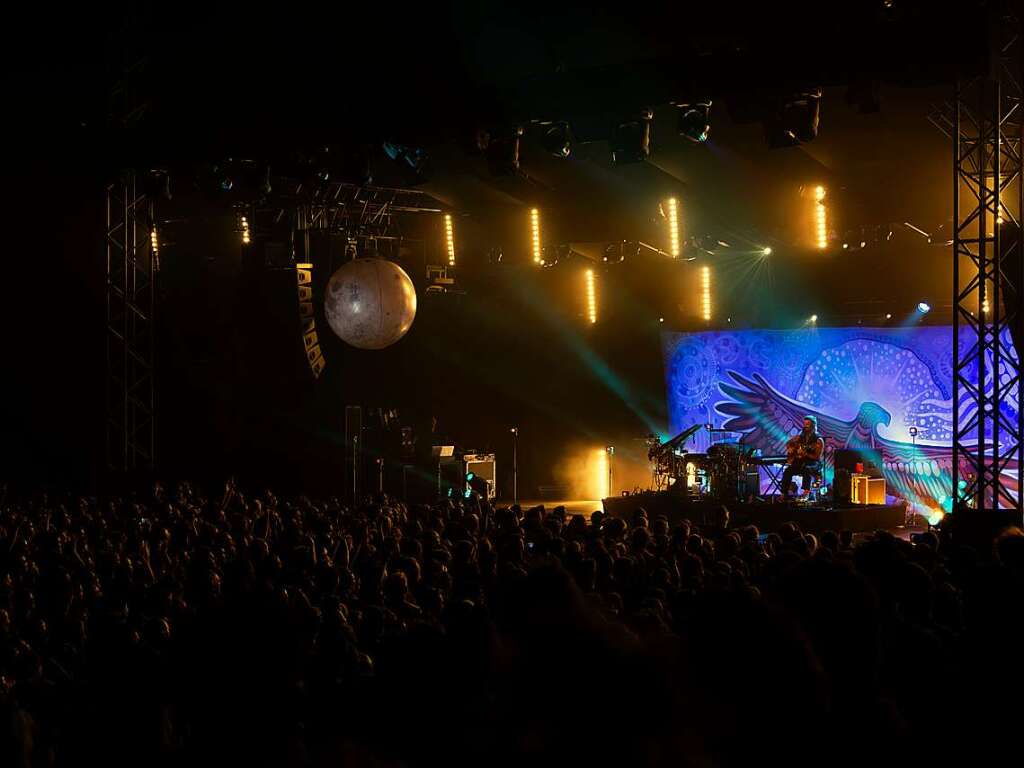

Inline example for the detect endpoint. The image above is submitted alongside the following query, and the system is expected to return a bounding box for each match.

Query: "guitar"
[786,438,823,463]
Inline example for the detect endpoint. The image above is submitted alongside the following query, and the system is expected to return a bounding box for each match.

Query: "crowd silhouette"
[1,480,1022,767]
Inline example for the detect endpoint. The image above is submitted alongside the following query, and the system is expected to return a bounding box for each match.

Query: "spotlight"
[611,108,653,164]
[765,89,822,147]
[540,246,559,268]
[917,302,931,315]
[240,215,251,245]
[785,89,821,142]
[842,242,849,250]
[676,101,711,143]
[659,317,665,323]
[860,240,866,248]
[383,140,429,182]
[602,241,628,264]
[885,313,893,320]
[487,126,524,175]
[982,297,990,314]
[542,122,573,158]
[150,227,159,254]
[762,246,772,256]
[909,426,918,438]
[810,314,818,323]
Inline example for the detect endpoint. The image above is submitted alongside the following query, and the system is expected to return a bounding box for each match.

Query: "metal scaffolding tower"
[106,174,157,472]
[952,8,1024,517]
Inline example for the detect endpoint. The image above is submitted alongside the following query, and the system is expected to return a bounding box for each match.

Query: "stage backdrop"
[662,326,1019,515]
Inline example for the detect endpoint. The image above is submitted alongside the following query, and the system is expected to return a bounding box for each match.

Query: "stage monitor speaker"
[463,453,497,499]
[739,471,760,500]
[834,468,852,504]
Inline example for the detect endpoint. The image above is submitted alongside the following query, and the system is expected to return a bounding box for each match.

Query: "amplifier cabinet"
[463,453,497,499]
[852,475,886,505]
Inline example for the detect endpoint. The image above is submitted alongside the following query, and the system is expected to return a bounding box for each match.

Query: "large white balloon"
[324,258,417,350]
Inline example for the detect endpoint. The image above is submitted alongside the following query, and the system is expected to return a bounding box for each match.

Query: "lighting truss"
[951,9,1023,517]
[106,172,157,472]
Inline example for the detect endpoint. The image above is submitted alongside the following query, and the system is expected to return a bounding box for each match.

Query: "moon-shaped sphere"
[324,258,417,350]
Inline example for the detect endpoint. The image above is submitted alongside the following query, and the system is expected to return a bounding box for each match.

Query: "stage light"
[860,240,866,248]
[487,126,524,175]
[842,242,849,249]
[927,510,945,526]
[150,227,159,255]
[595,447,610,498]
[659,317,665,323]
[785,90,821,142]
[982,297,990,314]
[917,302,931,315]
[611,108,653,165]
[584,269,598,324]
[701,266,712,321]
[813,186,828,249]
[530,208,542,264]
[762,246,772,256]
[677,101,711,143]
[444,214,456,267]
[810,314,818,323]
[542,122,573,158]
[240,215,251,245]
[885,313,893,320]
[383,140,429,178]
[666,197,681,257]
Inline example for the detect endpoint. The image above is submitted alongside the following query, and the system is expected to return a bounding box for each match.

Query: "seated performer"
[781,416,825,499]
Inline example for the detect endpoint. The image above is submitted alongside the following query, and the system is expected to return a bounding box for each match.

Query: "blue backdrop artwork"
[662,326,1019,514]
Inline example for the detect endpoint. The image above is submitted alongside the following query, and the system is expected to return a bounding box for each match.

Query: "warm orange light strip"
[701,265,712,321]
[667,197,681,257]
[585,269,597,324]
[814,185,827,249]
[530,208,542,264]
[444,214,455,266]
[595,447,609,499]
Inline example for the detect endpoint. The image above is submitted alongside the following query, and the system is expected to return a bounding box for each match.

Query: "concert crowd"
[0,481,1022,767]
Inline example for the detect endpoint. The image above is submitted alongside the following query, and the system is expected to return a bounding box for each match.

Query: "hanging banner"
[296,263,326,378]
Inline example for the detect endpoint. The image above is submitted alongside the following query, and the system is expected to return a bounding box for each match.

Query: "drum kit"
[646,424,767,501]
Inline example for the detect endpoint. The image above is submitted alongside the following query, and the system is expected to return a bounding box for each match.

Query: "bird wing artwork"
[715,370,1018,511]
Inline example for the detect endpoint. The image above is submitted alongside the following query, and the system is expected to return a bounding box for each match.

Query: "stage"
[601,491,910,534]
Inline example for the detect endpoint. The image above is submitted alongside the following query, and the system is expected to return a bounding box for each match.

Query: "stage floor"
[501,497,923,538]
[601,491,918,535]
